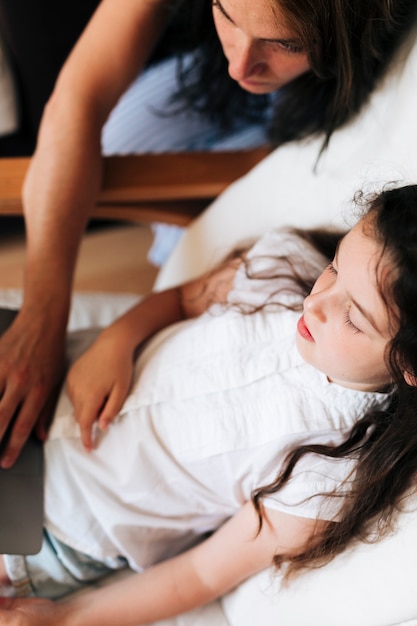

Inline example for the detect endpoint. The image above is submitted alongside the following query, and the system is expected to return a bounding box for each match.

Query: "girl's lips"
[297,315,314,342]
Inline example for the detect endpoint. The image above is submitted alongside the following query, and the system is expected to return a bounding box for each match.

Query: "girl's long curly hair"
[252,184,417,579]
[162,0,417,148]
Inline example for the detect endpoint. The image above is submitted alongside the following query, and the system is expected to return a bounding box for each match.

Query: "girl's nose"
[227,36,264,82]
[303,291,327,322]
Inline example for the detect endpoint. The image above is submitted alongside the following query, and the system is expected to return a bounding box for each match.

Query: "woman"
[0,0,415,468]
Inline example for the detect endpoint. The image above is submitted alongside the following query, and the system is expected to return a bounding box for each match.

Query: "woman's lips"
[238,78,276,92]
[297,315,314,342]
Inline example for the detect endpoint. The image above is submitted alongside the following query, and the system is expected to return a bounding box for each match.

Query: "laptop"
[0,308,44,555]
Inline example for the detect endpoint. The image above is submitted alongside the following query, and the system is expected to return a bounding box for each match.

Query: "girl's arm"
[0,503,322,626]
[67,256,242,449]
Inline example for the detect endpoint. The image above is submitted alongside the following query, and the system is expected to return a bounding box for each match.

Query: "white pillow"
[222,496,417,626]
[0,288,140,331]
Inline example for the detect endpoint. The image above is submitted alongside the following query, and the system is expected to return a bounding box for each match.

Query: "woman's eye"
[263,39,305,55]
[327,262,337,275]
[275,41,304,54]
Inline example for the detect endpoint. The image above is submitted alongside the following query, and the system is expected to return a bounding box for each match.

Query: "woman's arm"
[67,255,242,449]
[0,503,322,626]
[0,0,176,468]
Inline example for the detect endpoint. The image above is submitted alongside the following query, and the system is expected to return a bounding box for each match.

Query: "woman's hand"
[0,597,68,626]
[0,309,66,468]
[66,329,134,450]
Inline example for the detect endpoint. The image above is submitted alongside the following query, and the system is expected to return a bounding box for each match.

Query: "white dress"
[45,229,390,572]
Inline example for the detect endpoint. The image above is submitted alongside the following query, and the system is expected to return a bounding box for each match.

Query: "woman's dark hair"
[165,0,417,149]
[252,184,417,579]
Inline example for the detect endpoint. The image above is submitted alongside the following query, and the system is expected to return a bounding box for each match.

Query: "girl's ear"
[403,370,417,386]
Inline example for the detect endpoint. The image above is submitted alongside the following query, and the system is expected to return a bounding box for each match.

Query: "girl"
[1,184,416,626]
[0,0,416,466]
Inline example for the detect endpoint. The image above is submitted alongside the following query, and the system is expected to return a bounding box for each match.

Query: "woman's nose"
[227,36,264,82]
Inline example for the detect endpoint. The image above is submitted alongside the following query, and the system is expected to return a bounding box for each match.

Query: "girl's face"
[296,218,395,392]
[212,0,311,94]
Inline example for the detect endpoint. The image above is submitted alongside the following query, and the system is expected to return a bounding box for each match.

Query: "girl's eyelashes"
[344,310,362,334]
[327,263,362,334]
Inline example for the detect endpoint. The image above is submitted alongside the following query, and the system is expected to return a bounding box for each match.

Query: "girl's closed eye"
[344,310,362,334]
[325,262,362,333]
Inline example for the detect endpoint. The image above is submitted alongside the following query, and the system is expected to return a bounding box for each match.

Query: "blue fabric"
[4,530,127,599]
[101,55,272,266]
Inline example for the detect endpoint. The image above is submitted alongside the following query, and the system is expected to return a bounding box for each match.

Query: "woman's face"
[212,0,311,94]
